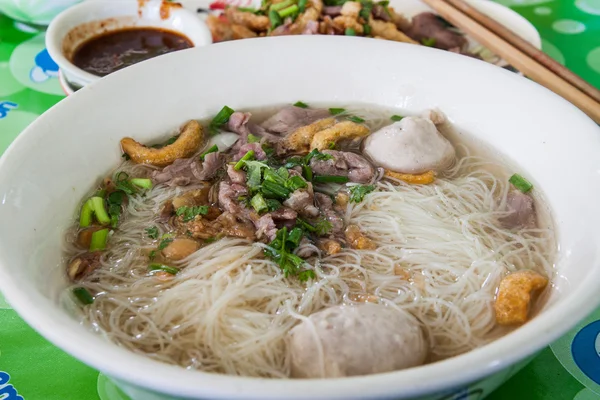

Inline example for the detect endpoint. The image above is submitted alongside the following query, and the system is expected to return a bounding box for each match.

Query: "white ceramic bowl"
[1,37,600,400]
[0,0,82,26]
[46,0,212,89]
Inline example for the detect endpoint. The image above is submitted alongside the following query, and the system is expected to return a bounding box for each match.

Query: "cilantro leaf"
[176,205,209,222]
[349,184,376,203]
[145,226,159,239]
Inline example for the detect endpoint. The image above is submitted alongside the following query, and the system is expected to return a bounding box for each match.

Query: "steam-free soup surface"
[72,27,193,77]
[62,104,556,379]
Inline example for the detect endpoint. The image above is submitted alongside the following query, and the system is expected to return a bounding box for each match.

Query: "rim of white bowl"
[46,0,212,86]
[1,36,599,400]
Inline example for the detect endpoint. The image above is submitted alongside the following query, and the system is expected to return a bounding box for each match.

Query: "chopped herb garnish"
[146,226,159,239]
[107,190,125,228]
[391,115,404,121]
[266,199,282,211]
[278,4,298,18]
[286,175,308,191]
[359,1,372,20]
[122,153,131,161]
[329,107,345,115]
[234,150,255,170]
[269,9,283,29]
[313,175,350,183]
[176,205,209,222]
[114,177,137,196]
[298,270,316,282]
[157,236,174,250]
[262,180,291,199]
[349,184,376,203]
[294,101,309,108]
[348,115,365,123]
[209,106,235,135]
[314,219,333,236]
[328,141,336,149]
[509,174,533,193]
[247,134,260,143]
[73,287,94,305]
[345,27,356,36]
[90,228,109,252]
[200,144,218,160]
[90,197,110,225]
[421,37,436,47]
[130,178,153,190]
[363,24,372,36]
[305,148,333,163]
[149,250,156,260]
[302,164,313,181]
[79,199,94,228]
[298,0,307,12]
[250,193,268,213]
[237,6,259,12]
[264,227,313,279]
[270,0,294,11]
[148,263,179,275]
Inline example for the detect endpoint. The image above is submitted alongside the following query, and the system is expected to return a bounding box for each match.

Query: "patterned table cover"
[1,1,600,399]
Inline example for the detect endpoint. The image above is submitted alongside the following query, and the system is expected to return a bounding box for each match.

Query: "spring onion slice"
[251,193,268,213]
[298,0,307,12]
[130,178,153,189]
[348,115,365,123]
[391,115,404,121]
[73,287,94,305]
[294,101,309,108]
[345,27,356,36]
[329,108,345,115]
[89,228,109,251]
[509,173,533,193]
[271,0,295,11]
[313,175,350,183]
[79,199,94,227]
[200,144,219,160]
[148,264,180,275]
[279,4,298,17]
[234,150,255,170]
[269,9,283,29]
[90,197,110,225]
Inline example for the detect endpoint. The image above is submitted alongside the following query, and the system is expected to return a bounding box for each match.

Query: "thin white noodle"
[63,108,556,377]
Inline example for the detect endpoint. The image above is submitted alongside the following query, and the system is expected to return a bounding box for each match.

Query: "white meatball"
[288,304,427,378]
[363,116,455,174]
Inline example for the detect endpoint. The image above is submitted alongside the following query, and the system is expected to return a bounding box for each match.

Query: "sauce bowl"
[46,0,212,90]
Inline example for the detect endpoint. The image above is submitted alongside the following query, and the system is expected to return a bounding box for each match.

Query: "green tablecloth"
[1,2,600,399]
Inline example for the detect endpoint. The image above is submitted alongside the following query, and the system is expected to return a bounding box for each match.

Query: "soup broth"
[62,104,556,378]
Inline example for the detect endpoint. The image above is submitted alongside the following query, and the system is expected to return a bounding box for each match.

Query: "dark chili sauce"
[72,27,193,77]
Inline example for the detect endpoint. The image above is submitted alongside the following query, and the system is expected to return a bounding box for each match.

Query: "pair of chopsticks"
[421,0,600,124]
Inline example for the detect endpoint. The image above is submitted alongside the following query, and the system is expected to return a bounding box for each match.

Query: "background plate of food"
[178,0,541,71]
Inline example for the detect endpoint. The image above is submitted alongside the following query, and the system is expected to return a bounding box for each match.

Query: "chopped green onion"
[79,199,94,228]
[247,134,260,143]
[270,0,295,11]
[298,0,307,11]
[363,24,372,36]
[509,174,533,193]
[89,228,109,251]
[237,6,259,12]
[328,141,336,149]
[90,197,110,225]
[305,148,333,163]
[107,191,125,228]
[329,107,345,115]
[251,193,268,213]
[348,115,365,123]
[302,165,313,181]
[146,226,159,239]
[149,250,156,260]
[313,175,350,183]
[421,37,436,47]
[269,9,283,29]
[210,106,235,133]
[94,189,107,198]
[116,171,130,182]
[148,263,180,275]
[266,199,282,211]
[234,150,255,170]
[264,168,287,186]
[278,4,298,18]
[200,144,219,160]
[130,178,153,190]
[73,287,94,305]
[114,178,137,195]
[391,115,404,121]
[294,101,309,108]
[262,180,292,199]
[286,175,308,191]
[345,27,356,36]
[296,218,316,233]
